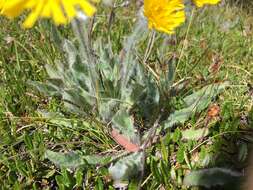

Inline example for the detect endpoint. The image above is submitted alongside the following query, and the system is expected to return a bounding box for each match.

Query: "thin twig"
[137,114,162,189]
[141,115,162,150]
[176,8,195,78]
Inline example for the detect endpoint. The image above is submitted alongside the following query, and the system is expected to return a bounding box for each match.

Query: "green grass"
[0,2,253,189]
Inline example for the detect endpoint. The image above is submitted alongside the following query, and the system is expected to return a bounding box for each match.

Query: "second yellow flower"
[143,0,186,34]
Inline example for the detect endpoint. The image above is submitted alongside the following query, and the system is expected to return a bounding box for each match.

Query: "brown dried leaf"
[111,129,140,152]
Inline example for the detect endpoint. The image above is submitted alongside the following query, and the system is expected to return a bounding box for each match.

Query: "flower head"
[193,0,221,7]
[144,0,185,34]
[0,0,5,10]
[0,0,98,28]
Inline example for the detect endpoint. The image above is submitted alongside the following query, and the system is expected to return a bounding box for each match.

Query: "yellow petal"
[194,0,221,7]
[78,0,96,16]
[0,0,99,28]
[1,0,27,17]
[23,0,44,28]
[61,0,76,20]
[50,0,67,25]
[144,0,185,34]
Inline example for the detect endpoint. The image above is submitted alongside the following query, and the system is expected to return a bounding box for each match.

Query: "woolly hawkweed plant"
[0,0,231,189]
[32,18,227,190]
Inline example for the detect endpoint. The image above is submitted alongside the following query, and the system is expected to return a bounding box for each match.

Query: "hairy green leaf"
[183,168,242,188]
[182,128,209,140]
[45,150,85,169]
[164,82,229,129]
[112,109,139,143]
[109,152,144,187]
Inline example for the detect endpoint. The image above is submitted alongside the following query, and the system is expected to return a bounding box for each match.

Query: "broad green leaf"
[167,57,176,85]
[176,144,185,164]
[46,150,112,169]
[50,23,63,49]
[29,81,60,97]
[62,88,95,113]
[238,143,248,162]
[125,83,145,107]
[182,128,209,140]
[55,169,75,189]
[62,40,77,67]
[150,157,162,183]
[45,64,62,79]
[164,82,229,129]
[183,82,229,112]
[24,133,33,150]
[183,168,242,188]
[45,150,85,169]
[161,140,169,162]
[109,152,143,186]
[95,178,104,190]
[99,100,119,122]
[75,169,83,187]
[164,106,193,129]
[128,180,139,190]
[138,80,160,119]
[55,175,66,190]
[112,109,139,143]
[83,155,112,165]
[120,20,148,91]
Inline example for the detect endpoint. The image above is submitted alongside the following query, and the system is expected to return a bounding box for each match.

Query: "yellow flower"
[0,0,5,10]
[0,0,98,28]
[193,0,221,7]
[144,0,185,34]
